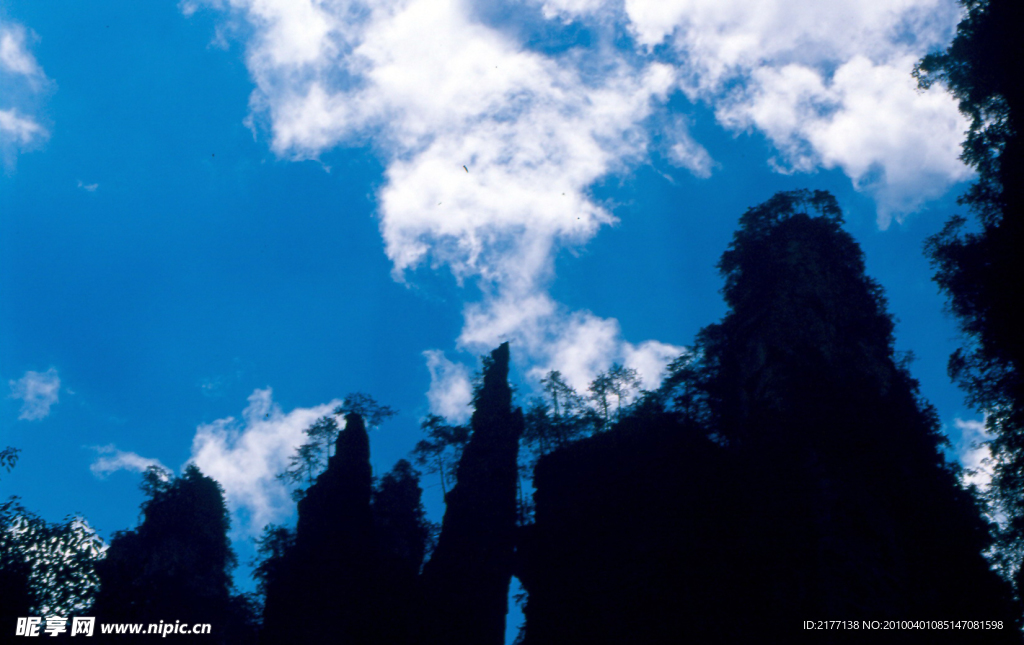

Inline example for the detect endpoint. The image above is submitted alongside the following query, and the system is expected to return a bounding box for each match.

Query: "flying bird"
[463,165,468,173]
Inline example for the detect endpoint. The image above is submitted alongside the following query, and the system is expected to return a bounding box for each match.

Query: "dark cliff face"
[419,342,524,645]
[295,412,374,554]
[258,348,522,645]
[518,192,1020,644]
[518,413,738,645]
[260,414,430,645]
[262,413,377,645]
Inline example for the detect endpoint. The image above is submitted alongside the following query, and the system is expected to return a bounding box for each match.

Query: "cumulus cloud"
[89,445,166,479]
[0,20,51,167]
[190,0,686,400]
[190,388,341,535]
[543,0,970,221]
[9,367,60,421]
[188,0,960,403]
[460,290,682,393]
[716,55,970,225]
[424,350,473,423]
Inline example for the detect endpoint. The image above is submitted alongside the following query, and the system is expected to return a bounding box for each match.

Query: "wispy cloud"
[9,367,60,421]
[76,180,99,192]
[89,445,166,479]
[0,24,44,77]
[0,20,52,168]
[190,388,341,535]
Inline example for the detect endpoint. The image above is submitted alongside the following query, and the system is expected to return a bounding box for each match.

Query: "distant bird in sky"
[463,165,468,173]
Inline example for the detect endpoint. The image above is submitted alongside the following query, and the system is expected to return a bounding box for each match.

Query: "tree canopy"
[916,0,1024,586]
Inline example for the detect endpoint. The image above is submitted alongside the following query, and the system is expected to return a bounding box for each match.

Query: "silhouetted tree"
[412,415,470,499]
[0,498,104,641]
[373,459,430,575]
[587,373,612,424]
[420,343,523,645]
[915,0,1024,588]
[275,442,325,500]
[522,371,592,458]
[0,447,18,479]
[305,415,340,458]
[604,363,640,416]
[251,524,295,601]
[335,392,397,428]
[92,465,254,643]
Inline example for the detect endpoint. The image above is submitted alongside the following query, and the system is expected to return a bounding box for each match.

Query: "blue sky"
[1,0,988,616]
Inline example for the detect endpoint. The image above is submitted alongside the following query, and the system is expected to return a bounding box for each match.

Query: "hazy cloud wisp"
[9,367,61,421]
[90,445,167,479]
[0,20,51,168]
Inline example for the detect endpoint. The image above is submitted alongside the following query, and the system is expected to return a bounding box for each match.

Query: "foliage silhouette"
[92,465,255,643]
[334,392,397,428]
[412,414,470,499]
[277,394,396,503]
[916,0,1024,589]
[0,447,18,479]
[0,498,104,642]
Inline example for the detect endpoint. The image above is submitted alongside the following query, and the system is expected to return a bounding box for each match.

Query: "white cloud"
[662,115,714,178]
[9,368,60,421]
[953,417,993,491]
[0,24,43,77]
[190,388,341,535]
[424,350,473,423]
[89,445,166,479]
[76,180,99,192]
[191,0,686,402]
[542,0,970,221]
[716,55,970,224]
[0,108,43,144]
[0,20,51,167]
[460,290,682,394]
[189,0,957,403]
[624,340,683,390]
